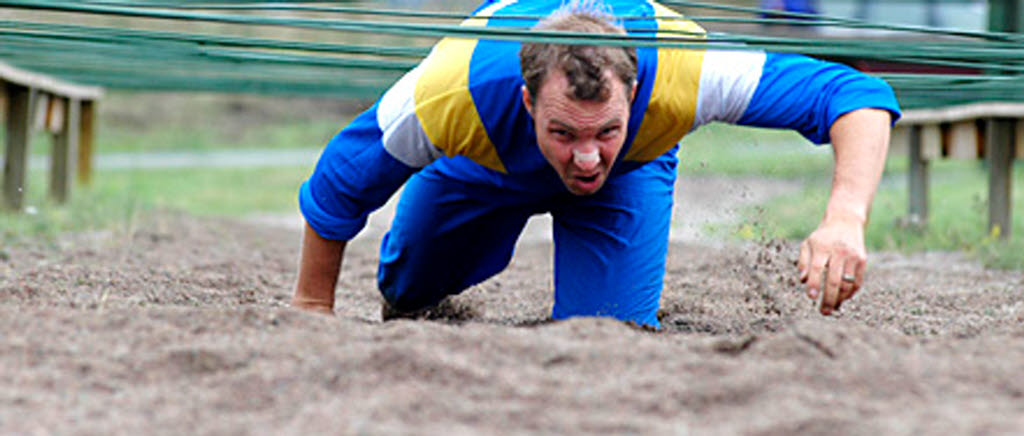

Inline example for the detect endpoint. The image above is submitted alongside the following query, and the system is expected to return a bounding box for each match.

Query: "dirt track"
[3,184,1024,434]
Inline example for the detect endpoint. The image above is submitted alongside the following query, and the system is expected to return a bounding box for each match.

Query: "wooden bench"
[890,103,1024,239]
[1,61,102,211]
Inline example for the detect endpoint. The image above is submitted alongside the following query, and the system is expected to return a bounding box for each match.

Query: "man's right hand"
[290,296,335,315]
[291,222,347,316]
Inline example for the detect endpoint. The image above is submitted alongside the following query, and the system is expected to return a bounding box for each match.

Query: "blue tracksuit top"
[300,0,902,241]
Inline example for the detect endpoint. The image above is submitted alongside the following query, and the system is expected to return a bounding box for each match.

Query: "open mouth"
[570,172,602,193]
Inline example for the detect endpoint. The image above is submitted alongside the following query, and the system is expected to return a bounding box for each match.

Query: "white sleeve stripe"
[383,114,442,167]
[377,64,441,168]
[694,49,766,129]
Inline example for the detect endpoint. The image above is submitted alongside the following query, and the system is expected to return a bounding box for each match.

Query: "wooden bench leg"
[76,100,95,185]
[50,97,80,203]
[3,83,35,211]
[908,125,929,226]
[986,118,1014,239]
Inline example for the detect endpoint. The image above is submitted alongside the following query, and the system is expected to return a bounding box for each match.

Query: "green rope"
[0,20,430,58]
[661,0,1024,42]
[2,0,1023,108]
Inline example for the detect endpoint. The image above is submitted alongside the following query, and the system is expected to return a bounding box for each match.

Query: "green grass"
[2,92,351,156]
[684,123,1024,270]
[96,166,310,215]
[678,123,834,177]
[97,118,343,154]
[737,160,1024,270]
[3,92,337,248]
[1,165,311,247]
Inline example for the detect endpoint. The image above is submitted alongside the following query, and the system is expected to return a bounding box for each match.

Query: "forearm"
[292,221,347,314]
[824,108,892,225]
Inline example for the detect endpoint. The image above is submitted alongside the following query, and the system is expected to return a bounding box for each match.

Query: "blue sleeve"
[299,102,415,241]
[737,53,902,144]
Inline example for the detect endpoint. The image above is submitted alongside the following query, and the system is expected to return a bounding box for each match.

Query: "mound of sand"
[2,208,1022,434]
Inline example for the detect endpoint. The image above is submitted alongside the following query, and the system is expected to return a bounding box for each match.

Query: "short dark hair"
[519,3,638,103]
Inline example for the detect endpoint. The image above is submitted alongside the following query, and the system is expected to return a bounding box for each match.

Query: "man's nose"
[573,147,600,171]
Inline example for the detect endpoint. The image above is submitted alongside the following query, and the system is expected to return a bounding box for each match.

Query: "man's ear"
[521,85,534,116]
[630,80,638,103]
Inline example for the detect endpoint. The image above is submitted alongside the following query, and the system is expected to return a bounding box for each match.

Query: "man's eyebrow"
[548,119,576,131]
[600,118,624,129]
[548,118,624,131]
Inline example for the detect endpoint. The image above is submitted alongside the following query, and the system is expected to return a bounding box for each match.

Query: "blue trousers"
[377,154,676,328]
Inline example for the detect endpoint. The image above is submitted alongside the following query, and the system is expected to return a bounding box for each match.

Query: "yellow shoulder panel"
[413,18,507,173]
[625,4,706,162]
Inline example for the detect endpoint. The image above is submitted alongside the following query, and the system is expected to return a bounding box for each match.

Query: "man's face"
[523,70,635,196]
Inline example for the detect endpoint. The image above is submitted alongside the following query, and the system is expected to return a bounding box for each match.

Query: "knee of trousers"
[377,256,454,313]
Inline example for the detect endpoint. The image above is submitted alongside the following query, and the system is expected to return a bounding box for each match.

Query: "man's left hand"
[799,108,892,316]
[797,214,866,316]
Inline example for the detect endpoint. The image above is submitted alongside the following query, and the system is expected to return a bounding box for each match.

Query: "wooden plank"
[1016,120,1024,160]
[920,124,942,160]
[948,121,980,159]
[908,125,929,225]
[889,125,909,157]
[77,100,96,185]
[3,84,35,211]
[0,61,102,101]
[0,83,6,119]
[986,118,1014,239]
[32,92,49,132]
[50,98,80,204]
[46,96,66,134]
[900,102,1024,125]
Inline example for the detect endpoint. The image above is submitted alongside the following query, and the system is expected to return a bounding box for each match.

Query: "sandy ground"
[2,176,1024,435]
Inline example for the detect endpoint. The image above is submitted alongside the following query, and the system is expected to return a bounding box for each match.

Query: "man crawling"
[291,0,900,328]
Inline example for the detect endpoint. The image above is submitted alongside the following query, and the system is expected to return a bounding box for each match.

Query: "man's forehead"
[535,69,627,102]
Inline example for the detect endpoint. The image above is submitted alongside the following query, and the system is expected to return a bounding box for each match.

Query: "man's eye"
[551,129,572,139]
[599,127,620,139]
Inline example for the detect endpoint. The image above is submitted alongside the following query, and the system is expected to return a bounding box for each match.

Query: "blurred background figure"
[759,0,821,33]
[760,0,820,16]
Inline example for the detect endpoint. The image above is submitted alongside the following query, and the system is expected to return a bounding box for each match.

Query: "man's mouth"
[568,171,603,194]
